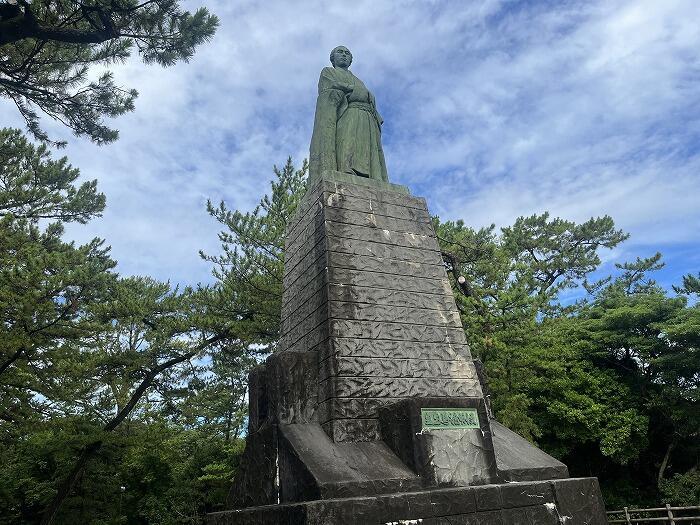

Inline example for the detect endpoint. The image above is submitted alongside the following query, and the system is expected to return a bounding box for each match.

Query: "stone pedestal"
[211,478,607,525]
[214,174,608,524]
[280,174,482,442]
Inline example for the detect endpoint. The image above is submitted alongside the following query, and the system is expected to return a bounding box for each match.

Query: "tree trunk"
[657,440,675,487]
[40,442,101,525]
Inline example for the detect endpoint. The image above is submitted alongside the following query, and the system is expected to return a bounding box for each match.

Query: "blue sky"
[1,0,699,293]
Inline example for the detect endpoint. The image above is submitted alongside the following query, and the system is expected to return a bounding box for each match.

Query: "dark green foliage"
[659,471,700,506]
[0,418,243,524]
[173,342,256,441]
[674,272,700,296]
[0,151,309,524]
[0,130,245,524]
[436,212,628,362]
[0,128,105,221]
[435,215,699,508]
[0,127,114,424]
[0,0,218,145]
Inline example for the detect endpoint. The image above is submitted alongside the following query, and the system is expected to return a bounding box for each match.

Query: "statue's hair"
[330,46,352,67]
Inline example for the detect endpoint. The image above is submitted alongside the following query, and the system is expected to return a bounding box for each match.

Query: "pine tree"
[0,0,218,145]
[0,127,114,411]
[435,212,628,363]
[0,128,233,523]
[201,157,308,349]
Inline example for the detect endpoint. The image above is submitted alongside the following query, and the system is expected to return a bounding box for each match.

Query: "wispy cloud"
[1,0,698,286]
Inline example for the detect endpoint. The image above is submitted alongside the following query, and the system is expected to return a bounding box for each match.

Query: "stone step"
[208,477,607,525]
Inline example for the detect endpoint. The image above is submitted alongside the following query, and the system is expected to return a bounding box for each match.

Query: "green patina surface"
[421,408,480,430]
[309,46,391,187]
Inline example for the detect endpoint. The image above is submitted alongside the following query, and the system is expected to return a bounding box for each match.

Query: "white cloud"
[1,0,698,286]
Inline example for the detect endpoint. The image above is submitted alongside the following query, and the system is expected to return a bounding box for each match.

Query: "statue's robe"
[309,66,389,183]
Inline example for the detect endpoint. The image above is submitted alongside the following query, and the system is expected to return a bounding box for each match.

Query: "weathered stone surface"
[283,245,326,291]
[281,268,327,316]
[326,234,443,264]
[285,185,323,233]
[319,356,477,383]
[328,284,458,310]
[327,251,446,279]
[323,206,436,236]
[283,234,326,280]
[212,478,608,524]
[492,420,569,482]
[281,288,325,331]
[328,266,452,295]
[425,429,498,486]
[376,491,434,523]
[285,208,318,246]
[328,301,462,326]
[430,486,477,516]
[285,225,324,265]
[323,191,431,222]
[322,417,382,442]
[282,258,325,303]
[551,477,608,525]
[329,319,466,344]
[246,365,267,433]
[320,338,473,362]
[312,179,428,209]
[225,423,278,509]
[316,398,388,422]
[322,377,481,401]
[474,484,504,511]
[266,351,318,424]
[473,358,495,419]
[280,301,327,347]
[286,192,437,263]
[326,220,440,250]
[501,505,560,525]
[318,393,486,425]
[280,424,421,501]
[285,326,329,354]
[380,398,499,488]
[499,481,554,509]
[285,207,322,254]
[278,427,321,503]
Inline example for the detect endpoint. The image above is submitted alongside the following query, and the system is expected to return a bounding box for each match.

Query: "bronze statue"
[309,46,389,183]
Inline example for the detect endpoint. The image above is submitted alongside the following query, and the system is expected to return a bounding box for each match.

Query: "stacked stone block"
[279,178,483,442]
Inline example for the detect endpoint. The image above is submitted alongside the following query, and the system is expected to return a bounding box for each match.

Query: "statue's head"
[330,46,352,69]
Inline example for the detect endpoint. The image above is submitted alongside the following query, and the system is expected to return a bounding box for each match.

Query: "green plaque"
[421,408,480,430]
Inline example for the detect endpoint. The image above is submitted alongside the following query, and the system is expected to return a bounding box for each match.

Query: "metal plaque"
[421,408,480,430]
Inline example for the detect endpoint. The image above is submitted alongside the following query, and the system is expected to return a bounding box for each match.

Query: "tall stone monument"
[208,47,608,525]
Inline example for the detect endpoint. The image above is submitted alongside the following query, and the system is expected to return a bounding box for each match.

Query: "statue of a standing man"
[309,46,389,183]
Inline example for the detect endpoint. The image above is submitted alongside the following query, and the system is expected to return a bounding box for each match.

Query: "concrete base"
[208,477,608,525]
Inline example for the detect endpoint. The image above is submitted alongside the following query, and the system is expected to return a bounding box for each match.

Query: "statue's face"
[331,46,352,69]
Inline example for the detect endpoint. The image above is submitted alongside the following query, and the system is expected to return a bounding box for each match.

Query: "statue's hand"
[328,89,344,104]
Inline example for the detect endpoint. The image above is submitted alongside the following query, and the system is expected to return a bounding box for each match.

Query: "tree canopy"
[434,218,699,507]
[0,128,243,524]
[0,0,218,146]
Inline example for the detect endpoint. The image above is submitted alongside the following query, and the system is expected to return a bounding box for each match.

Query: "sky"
[2,0,699,294]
